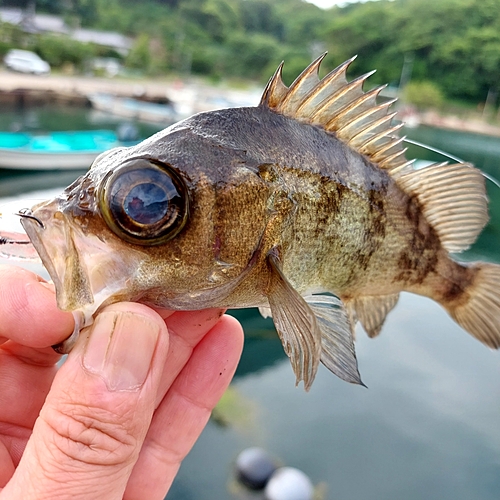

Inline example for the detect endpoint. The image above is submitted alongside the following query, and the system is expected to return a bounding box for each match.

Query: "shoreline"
[2,70,500,138]
[419,110,500,138]
[0,70,261,116]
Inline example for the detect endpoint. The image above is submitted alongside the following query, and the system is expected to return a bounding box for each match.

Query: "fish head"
[21,115,274,322]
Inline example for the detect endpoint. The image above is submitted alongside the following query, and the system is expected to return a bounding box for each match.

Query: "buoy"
[264,467,314,500]
[235,447,278,489]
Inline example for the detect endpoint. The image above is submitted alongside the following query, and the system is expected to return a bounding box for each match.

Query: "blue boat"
[0,130,122,170]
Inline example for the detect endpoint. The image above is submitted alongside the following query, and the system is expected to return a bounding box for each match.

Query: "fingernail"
[83,311,160,391]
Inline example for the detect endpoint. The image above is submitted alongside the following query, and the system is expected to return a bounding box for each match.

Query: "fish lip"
[20,211,65,296]
[16,208,45,229]
[21,200,146,318]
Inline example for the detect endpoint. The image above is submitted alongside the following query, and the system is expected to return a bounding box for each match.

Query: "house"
[0,7,132,55]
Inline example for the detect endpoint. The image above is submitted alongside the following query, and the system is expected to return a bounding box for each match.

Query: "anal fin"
[258,306,272,319]
[349,293,399,338]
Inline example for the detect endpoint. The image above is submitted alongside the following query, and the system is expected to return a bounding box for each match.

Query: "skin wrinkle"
[0,430,30,468]
[170,385,213,414]
[30,434,126,500]
[40,402,139,468]
[0,422,33,440]
[128,442,182,500]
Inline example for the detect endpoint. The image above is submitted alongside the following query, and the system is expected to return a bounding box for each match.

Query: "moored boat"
[88,93,178,124]
[0,130,122,170]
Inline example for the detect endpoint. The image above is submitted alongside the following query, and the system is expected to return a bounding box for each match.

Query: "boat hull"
[0,149,103,170]
[89,93,177,124]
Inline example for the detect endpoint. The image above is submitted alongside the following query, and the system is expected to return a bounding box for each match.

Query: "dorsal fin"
[260,55,488,256]
[396,162,488,252]
[260,53,410,176]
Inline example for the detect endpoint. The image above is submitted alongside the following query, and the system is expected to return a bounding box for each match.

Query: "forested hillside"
[1,0,500,105]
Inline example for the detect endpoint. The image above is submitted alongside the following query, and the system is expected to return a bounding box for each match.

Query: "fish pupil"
[124,182,169,225]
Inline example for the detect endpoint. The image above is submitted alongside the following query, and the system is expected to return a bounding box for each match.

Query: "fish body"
[21,55,500,389]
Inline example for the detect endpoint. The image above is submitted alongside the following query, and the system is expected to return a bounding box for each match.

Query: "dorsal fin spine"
[346,112,397,147]
[308,76,368,123]
[391,159,415,176]
[359,123,404,153]
[370,135,406,162]
[295,56,356,115]
[260,61,286,108]
[325,71,375,106]
[260,54,407,175]
[335,86,389,120]
[379,148,408,169]
[332,99,395,135]
[281,53,327,109]
[330,70,376,101]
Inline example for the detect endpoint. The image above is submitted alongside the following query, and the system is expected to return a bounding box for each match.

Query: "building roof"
[0,8,132,54]
[72,29,133,54]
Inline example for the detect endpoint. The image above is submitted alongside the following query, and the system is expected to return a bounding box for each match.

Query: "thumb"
[3,303,169,500]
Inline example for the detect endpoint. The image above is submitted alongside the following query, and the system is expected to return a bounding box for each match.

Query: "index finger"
[0,265,74,348]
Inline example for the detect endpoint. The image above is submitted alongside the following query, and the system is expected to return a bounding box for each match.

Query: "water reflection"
[172,294,500,500]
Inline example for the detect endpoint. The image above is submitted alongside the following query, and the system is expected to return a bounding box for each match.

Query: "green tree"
[125,33,151,71]
[403,80,444,110]
[35,33,94,70]
[225,32,281,79]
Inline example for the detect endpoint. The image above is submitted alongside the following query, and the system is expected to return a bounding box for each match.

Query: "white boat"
[88,93,178,124]
[0,130,122,170]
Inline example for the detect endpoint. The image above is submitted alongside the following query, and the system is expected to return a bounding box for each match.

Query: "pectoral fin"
[350,293,399,338]
[267,253,322,390]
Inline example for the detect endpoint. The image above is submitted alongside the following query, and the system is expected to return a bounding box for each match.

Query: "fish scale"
[13,53,500,391]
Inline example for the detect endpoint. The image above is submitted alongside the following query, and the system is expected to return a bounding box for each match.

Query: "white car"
[4,49,51,75]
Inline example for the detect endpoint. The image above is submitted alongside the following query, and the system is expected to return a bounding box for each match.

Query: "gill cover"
[99,158,189,245]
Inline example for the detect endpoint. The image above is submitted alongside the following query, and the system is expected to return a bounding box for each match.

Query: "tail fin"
[446,262,500,348]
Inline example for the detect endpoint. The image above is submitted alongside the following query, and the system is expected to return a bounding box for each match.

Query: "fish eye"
[99,158,189,245]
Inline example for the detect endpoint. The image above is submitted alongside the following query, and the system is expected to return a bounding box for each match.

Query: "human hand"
[0,264,244,499]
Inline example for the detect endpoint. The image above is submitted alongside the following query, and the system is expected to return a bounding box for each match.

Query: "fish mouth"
[20,200,141,319]
[20,201,94,312]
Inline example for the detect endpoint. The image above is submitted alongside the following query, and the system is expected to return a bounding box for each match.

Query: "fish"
[18,53,500,390]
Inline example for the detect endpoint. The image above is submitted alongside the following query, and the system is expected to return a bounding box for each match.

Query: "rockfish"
[18,54,500,389]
